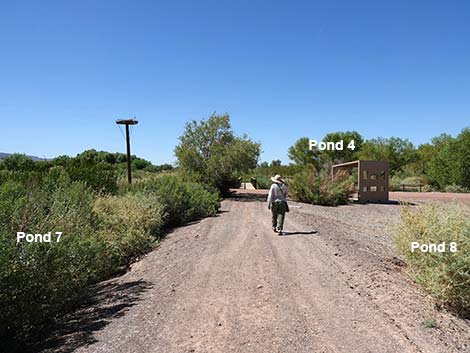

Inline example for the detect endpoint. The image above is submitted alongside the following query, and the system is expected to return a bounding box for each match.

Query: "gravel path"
[40,191,470,353]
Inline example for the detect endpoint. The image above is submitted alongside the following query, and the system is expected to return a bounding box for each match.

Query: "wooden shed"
[332,160,389,203]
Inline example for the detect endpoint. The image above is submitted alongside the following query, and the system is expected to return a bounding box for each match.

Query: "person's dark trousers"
[271,201,287,231]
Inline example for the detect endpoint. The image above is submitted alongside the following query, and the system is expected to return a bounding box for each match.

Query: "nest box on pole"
[116,118,139,184]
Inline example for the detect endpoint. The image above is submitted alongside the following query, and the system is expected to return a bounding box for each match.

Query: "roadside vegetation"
[395,203,470,317]
[289,168,354,206]
[0,113,260,348]
[0,145,220,347]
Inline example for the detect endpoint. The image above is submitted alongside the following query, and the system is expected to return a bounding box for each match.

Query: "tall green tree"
[410,143,436,176]
[456,128,470,188]
[358,137,416,175]
[428,128,470,188]
[288,137,320,169]
[320,131,363,164]
[174,113,260,194]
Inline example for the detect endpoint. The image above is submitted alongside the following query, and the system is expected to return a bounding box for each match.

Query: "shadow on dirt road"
[279,230,319,236]
[30,280,152,353]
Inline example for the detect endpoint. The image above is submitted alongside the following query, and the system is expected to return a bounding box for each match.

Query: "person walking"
[267,174,289,235]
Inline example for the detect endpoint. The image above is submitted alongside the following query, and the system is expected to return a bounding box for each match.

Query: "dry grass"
[93,193,167,263]
[395,203,470,316]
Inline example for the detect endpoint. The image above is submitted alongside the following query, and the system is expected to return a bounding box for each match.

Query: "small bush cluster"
[254,175,272,190]
[127,175,220,227]
[93,193,167,265]
[401,176,426,186]
[444,184,470,193]
[395,203,470,317]
[422,184,438,192]
[289,168,354,206]
[388,175,403,191]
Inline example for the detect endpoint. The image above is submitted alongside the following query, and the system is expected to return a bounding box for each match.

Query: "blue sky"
[1,0,469,164]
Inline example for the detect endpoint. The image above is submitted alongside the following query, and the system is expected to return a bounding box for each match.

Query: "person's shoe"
[278,230,284,236]
[272,227,277,233]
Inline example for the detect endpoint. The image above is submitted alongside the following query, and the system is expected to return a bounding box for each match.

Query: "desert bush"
[422,184,437,192]
[0,182,169,343]
[444,184,470,193]
[254,175,272,189]
[60,158,117,194]
[290,168,354,206]
[0,154,36,172]
[389,175,402,191]
[401,176,426,186]
[128,175,220,227]
[395,203,470,317]
[0,180,105,342]
[93,193,166,264]
[0,154,219,346]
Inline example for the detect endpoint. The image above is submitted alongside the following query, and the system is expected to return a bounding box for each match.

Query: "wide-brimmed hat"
[271,174,284,183]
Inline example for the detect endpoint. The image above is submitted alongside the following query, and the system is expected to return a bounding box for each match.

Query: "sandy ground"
[39,190,470,353]
[390,191,470,204]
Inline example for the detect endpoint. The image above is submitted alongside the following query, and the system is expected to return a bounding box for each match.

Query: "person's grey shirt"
[267,183,288,204]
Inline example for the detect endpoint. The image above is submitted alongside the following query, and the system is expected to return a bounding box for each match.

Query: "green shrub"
[93,193,166,264]
[254,175,272,189]
[444,184,470,193]
[0,154,219,346]
[128,175,220,227]
[0,154,118,195]
[395,203,470,316]
[0,154,36,172]
[401,176,426,186]
[290,168,354,206]
[389,175,402,191]
[0,180,104,341]
[422,318,438,329]
[422,184,438,192]
[61,158,117,194]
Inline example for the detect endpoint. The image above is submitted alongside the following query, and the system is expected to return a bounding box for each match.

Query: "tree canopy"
[174,113,260,193]
[428,128,470,188]
[288,137,320,169]
[357,137,416,175]
[320,131,363,164]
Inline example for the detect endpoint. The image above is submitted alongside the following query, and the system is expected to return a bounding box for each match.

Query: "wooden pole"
[126,124,132,184]
[116,118,139,185]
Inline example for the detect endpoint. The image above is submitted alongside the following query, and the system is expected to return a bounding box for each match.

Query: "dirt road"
[43,191,470,353]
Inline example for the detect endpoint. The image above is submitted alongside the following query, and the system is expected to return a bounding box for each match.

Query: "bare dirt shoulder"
[40,191,470,353]
[390,191,470,204]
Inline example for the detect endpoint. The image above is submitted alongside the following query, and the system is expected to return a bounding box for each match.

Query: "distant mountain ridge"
[0,152,48,161]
